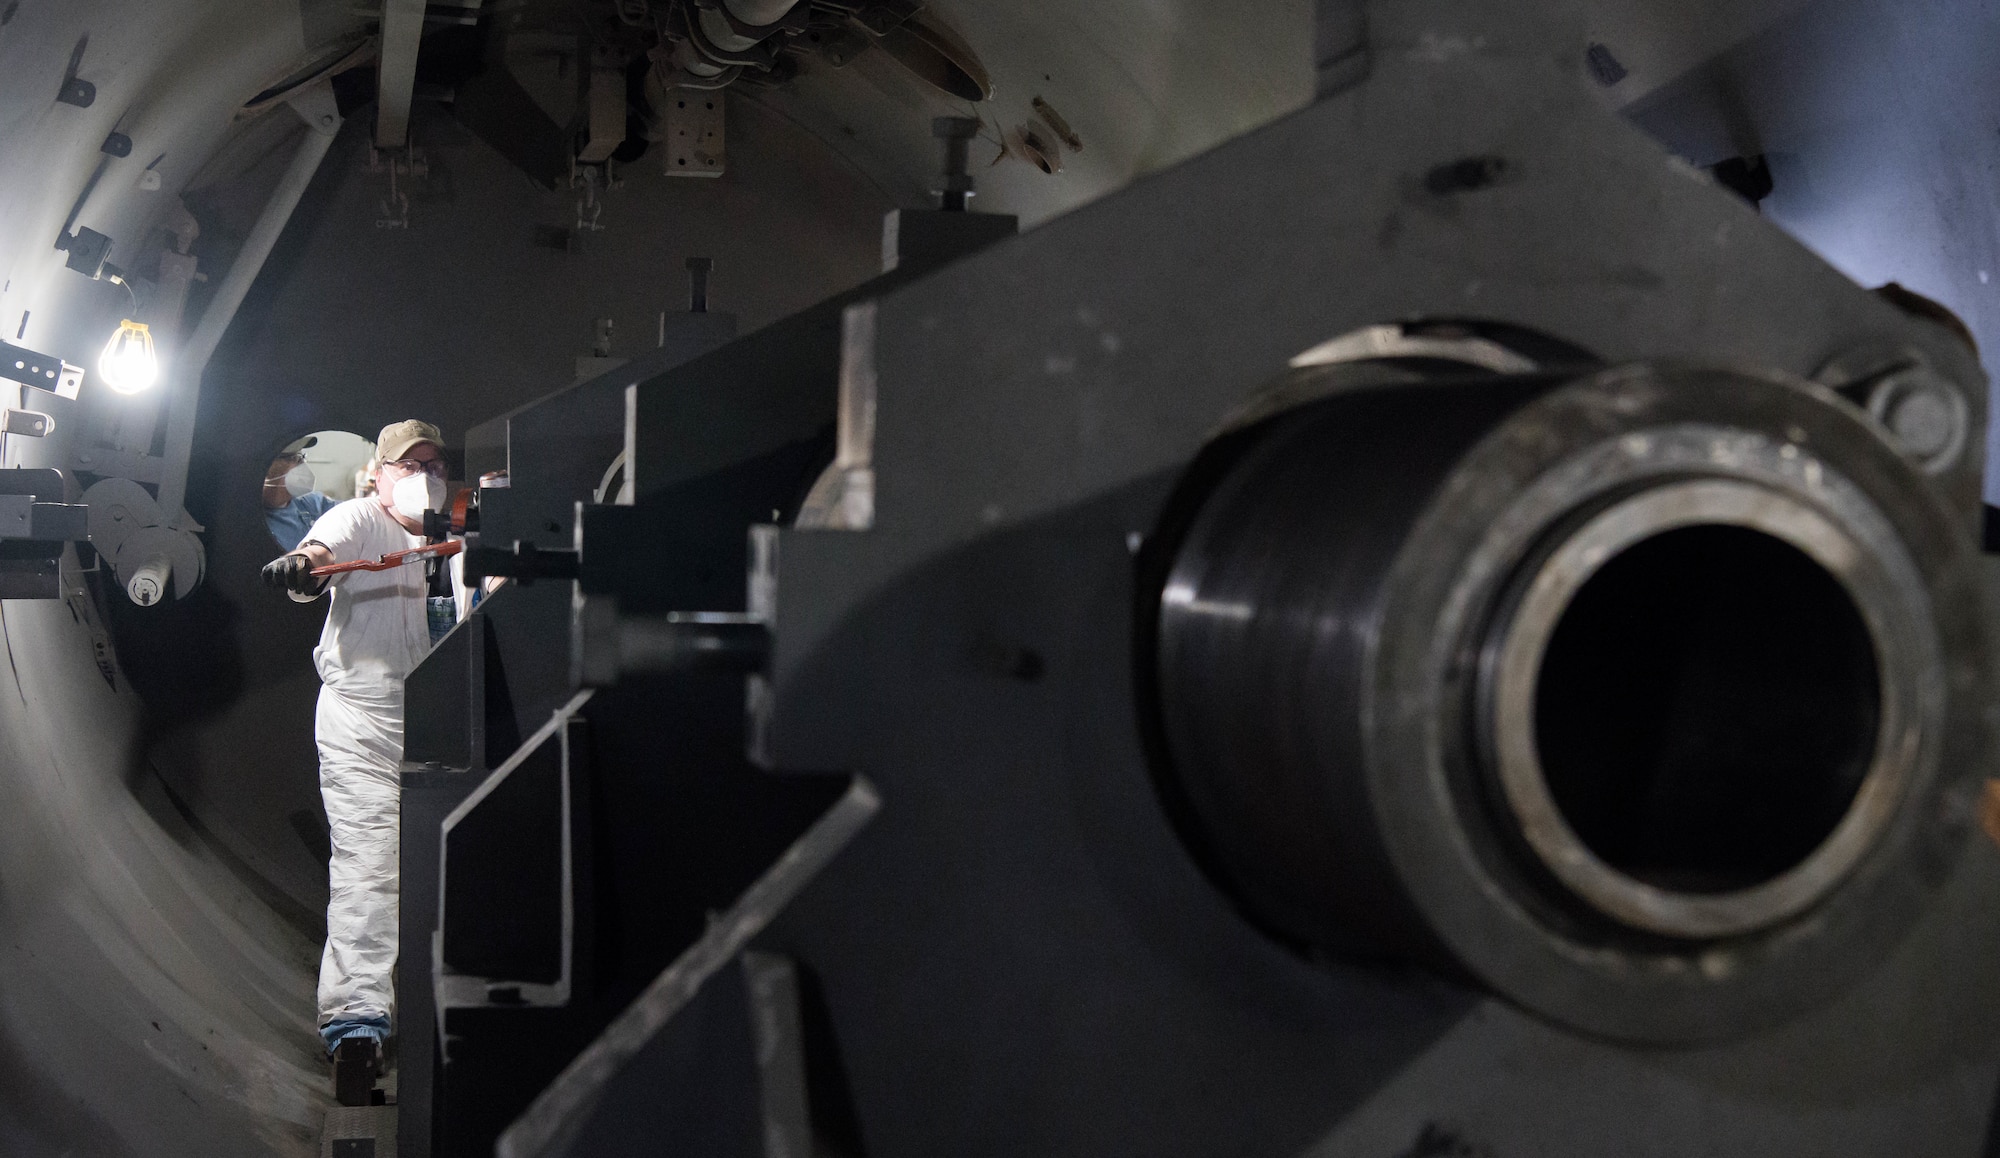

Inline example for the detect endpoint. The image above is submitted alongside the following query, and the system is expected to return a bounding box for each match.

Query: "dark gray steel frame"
[746,2,1996,1154]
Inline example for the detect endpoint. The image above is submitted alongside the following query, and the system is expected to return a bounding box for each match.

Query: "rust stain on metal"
[1031,95,1083,152]
[1980,778,2000,851]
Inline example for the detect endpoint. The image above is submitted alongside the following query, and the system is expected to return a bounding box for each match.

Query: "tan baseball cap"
[375,419,445,464]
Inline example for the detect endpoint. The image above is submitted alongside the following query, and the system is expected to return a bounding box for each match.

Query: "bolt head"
[1884,389,1954,457]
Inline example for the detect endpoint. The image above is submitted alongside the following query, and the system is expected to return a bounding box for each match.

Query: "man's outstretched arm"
[260,540,336,595]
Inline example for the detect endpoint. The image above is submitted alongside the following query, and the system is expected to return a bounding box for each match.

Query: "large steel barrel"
[1142,361,1993,1042]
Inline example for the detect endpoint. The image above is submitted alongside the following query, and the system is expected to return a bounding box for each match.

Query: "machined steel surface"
[1150,361,1984,1042]
[1485,476,1922,940]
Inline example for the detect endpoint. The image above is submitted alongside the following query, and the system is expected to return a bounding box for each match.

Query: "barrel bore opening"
[1532,525,1882,895]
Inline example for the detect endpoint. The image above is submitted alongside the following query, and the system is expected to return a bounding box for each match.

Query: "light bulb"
[99,319,158,394]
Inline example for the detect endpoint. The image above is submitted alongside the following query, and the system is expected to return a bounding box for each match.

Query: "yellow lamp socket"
[100,319,158,395]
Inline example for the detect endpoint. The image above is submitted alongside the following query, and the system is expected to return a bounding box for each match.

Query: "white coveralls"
[294,498,468,1032]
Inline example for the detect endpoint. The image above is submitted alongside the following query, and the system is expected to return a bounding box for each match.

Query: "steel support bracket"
[0,341,84,399]
[0,495,87,542]
[71,445,165,485]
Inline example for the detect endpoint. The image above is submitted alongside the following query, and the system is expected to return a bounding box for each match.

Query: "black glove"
[260,553,318,594]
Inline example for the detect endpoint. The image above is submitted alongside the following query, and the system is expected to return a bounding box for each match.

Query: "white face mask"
[283,463,316,498]
[391,471,446,521]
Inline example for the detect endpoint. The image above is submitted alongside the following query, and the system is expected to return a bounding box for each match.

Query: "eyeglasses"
[384,457,447,478]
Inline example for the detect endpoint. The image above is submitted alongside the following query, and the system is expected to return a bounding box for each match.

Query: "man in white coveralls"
[260,418,467,1104]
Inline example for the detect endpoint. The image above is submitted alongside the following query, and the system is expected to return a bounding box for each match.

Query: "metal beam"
[376,0,425,148]
[496,777,880,1158]
[156,84,342,523]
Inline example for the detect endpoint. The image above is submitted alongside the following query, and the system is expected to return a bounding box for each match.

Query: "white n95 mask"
[283,464,316,498]
[392,472,446,521]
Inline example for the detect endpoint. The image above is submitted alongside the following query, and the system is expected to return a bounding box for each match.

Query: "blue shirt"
[266,491,340,551]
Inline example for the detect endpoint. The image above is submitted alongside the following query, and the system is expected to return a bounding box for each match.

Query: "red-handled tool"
[310,539,462,577]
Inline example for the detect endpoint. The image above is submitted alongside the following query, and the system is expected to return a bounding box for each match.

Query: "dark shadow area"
[0,1008,132,1158]
[1535,526,1879,893]
[429,669,854,1155]
[559,966,762,1158]
[792,959,870,1158]
[760,477,1478,1157]
[135,749,327,938]
[288,805,332,865]
[1983,1067,2000,1158]
[107,582,248,727]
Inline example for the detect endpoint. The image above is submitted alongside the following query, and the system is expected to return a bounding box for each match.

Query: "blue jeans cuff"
[320,1015,390,1056]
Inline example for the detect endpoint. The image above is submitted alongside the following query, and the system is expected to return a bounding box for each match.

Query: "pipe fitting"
[126,557,171,606]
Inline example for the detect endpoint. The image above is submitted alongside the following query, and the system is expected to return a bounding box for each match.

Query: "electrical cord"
[107,273,138,311]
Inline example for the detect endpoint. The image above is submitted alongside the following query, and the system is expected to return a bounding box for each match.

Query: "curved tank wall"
[0,1,1317,1151]
[1620,0,2000,501]
[0,2,367,1152]
[0,0,1997,1154]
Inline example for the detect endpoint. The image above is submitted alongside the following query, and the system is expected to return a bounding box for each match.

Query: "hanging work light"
[99,319,157,394]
